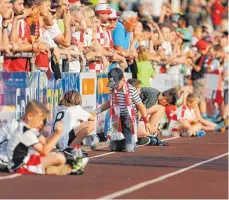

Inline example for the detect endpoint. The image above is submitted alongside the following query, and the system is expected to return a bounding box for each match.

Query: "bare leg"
[41,152,66,168]
[42,153,71,175]
[138,121,150,137]
[222,104,228,119]
[199,100,207,115]
[147,105,165,126]
[179,120,202,136]
[70,121,95,147]
[195,105,216,130]
[147,105,165,133]
[201,124,214,131]
[190,123,202,136]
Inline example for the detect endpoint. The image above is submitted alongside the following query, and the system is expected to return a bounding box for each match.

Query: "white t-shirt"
[54,105,91,150]
[40,28,58,48]
[6,19,25,37]
[7,121,40,171]
[162,41,173,57]
[151,0,168,17]
[72,28,93,47]
[176,104,196,121]
[0,119,19,163]
[48,19,62,40]
[168,105,196,134]
[210,59,220,71]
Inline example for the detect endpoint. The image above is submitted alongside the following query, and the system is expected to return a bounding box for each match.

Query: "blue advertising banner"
[0,72,80,126]
[0,72,131,133]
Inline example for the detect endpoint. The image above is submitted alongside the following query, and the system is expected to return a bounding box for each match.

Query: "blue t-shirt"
[112,21,131,50]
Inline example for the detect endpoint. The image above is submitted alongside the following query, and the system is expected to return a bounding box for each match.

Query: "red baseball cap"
[195,39,209,51]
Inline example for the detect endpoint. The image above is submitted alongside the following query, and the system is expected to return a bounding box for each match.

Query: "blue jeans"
[109,116,136,152]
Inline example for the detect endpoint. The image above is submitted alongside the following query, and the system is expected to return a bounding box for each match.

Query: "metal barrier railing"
[0,52,82,72]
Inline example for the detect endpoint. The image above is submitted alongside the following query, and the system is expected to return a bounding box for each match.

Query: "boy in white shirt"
[53,90,95,151]
[7,100,72,175]
[168,93,203,137]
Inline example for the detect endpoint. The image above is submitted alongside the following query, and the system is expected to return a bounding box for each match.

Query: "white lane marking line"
[0,174,21,180]
[89,152,116,159]
[98,152,229,200]
[0,137,180,180]
[89,136,180,159]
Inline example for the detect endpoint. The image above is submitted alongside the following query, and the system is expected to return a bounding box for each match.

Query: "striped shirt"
[108,85,142,117]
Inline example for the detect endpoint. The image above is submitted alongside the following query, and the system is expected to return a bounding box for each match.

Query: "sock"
[213,110,220,119]
[202,113,208,118]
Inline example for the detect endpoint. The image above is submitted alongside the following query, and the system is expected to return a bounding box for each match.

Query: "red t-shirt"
[4,19,40,72]
[212,0,226,25]
[165,104,177,122]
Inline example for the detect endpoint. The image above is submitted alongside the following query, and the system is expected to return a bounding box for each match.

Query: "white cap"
[95,3,112,14]
[109,8,118,19]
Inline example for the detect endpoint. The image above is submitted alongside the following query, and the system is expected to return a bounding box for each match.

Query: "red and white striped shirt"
[170,104,196,122]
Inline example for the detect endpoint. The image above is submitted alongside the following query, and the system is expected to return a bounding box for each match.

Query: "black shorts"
[67,129,76,146]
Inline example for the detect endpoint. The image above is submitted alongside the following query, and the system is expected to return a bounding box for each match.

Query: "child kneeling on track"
[93,68,152,152]
[168,93,204,137]
[53,90,95,173]
[6,100,72,175]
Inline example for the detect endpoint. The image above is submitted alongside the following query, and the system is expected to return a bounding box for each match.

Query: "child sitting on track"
[53,90,95,172]
[6,100,72,175]
[168,93,204,137]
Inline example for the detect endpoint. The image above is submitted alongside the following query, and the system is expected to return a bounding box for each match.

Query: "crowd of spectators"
[0,0,227,77]
[0,0,228,175]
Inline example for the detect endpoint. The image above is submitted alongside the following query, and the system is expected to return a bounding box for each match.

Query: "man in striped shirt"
[93,68,152,152]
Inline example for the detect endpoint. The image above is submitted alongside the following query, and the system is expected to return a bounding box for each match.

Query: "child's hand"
[188,119,198,125]
[55,122,63,135]
[91,112,96,116]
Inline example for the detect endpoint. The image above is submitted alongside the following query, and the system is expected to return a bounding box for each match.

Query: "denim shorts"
[109,116,136,152]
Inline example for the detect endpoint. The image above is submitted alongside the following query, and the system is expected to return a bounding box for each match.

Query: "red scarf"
[109,81,137,140]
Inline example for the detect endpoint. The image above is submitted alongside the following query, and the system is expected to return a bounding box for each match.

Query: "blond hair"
[186,93,199,103]
[82,7,94,19]
[25,100,49,116]
[138,45,148,61]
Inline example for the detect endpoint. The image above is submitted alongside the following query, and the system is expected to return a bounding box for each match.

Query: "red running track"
[0,131,228,199]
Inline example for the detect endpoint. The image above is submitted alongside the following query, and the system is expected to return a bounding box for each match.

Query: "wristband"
[94,108,102,115]
[142,116,149,124]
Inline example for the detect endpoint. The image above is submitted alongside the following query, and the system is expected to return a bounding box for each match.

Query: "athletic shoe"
[82,150,88,157]
[136,137,151,146]
[147,136,169,146]
[46,165,72,175]
[85,135,100,150]
[71,157,89,175]
[196,130,206,137]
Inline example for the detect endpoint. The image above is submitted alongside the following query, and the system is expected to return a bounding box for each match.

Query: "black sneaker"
[136,137,151,146]
[148,136,169,146]
[82,150,88,157]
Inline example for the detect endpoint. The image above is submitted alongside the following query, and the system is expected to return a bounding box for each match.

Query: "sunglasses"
[108,18,118,22]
